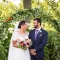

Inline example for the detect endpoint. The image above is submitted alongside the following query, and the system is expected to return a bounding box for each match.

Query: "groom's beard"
[34,25,38,29]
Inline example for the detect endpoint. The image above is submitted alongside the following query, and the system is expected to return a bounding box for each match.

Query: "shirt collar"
[36,27,41,31]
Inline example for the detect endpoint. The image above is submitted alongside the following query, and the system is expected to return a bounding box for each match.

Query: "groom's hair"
[18,20,26,28]
[34,18,41,25]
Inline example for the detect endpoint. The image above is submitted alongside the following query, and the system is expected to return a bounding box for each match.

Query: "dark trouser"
[31,55,43,60]
[36,58,43,60]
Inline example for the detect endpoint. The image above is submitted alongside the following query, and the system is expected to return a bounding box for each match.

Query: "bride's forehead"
[25,23,28,25]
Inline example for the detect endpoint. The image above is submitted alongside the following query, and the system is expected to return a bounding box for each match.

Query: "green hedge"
[0,7,60,60]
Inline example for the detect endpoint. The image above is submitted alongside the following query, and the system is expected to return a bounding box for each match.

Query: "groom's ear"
[38,23,40,25]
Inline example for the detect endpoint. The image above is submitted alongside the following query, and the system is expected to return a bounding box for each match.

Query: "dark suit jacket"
[29,28,48,59]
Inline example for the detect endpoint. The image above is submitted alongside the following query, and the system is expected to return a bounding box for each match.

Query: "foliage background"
[0,0,60,60]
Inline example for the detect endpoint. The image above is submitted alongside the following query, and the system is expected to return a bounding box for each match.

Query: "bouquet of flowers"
[16,39,32,50]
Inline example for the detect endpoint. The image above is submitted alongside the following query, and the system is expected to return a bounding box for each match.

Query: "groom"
[29,18,48,60]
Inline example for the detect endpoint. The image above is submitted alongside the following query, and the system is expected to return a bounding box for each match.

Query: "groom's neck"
[36,26,41,29]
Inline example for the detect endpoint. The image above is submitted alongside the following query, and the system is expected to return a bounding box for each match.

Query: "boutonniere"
[39,34,42,37]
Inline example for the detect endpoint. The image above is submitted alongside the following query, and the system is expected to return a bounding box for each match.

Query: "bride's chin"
[24,30,26,32]
[24,29,27,31]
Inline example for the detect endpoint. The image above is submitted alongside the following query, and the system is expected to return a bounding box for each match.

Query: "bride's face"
[22,23,28,30]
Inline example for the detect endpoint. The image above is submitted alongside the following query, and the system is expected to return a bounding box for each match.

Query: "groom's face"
[33,20,38,28]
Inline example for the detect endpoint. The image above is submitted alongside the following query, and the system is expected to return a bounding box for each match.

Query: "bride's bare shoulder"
[13,31,19,35]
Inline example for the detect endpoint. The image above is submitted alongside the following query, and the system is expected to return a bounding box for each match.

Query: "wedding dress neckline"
[16,30,28,36]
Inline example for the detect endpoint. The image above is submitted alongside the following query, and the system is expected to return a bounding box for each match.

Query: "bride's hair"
[18,20,26,28]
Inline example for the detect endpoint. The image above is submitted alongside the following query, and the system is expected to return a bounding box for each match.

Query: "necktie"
[35,30,39,40]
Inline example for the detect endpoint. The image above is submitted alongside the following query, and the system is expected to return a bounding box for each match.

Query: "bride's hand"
[17,39,20,42]
[12,40,17,44]
[12,40,19,48]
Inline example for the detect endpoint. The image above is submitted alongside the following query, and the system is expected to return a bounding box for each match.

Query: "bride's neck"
[19,28,26,34]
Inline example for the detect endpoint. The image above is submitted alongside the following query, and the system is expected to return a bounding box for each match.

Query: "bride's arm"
[12,40,18,48]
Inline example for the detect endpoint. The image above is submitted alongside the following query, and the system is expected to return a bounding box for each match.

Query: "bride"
[8,20,31,60]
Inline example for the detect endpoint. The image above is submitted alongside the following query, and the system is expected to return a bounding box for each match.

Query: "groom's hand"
[30,49,37,55]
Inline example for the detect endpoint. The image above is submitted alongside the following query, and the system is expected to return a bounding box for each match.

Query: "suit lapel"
[33,29,35,41]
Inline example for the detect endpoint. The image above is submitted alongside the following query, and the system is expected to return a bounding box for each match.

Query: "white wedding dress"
[8,31,31,60]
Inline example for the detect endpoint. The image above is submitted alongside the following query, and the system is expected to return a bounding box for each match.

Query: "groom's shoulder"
[30,29,35,32]
[42,28,48,34]
[30,29,35,31]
